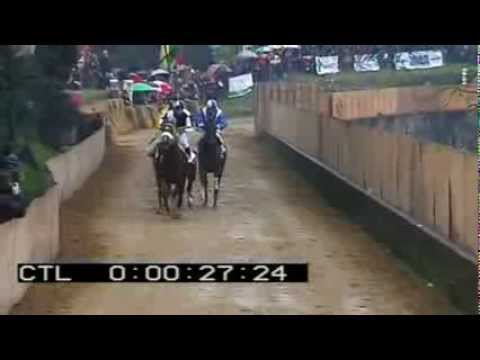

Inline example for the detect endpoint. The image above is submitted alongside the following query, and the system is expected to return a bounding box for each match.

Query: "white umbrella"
[256,46,273,54]
[151,68,170,76]
[237,50,258,59]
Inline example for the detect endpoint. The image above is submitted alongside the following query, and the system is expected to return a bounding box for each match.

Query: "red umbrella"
[131,73,144,83]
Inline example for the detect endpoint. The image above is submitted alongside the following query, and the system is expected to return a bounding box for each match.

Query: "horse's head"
[154,124,177,160]
[158,130,176,150]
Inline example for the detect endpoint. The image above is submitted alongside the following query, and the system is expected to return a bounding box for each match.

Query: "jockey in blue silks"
[197,99,228,155]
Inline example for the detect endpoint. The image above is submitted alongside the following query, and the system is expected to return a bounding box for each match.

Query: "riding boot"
[217,135,227,156]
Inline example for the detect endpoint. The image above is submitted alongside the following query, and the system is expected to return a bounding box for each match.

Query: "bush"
[0,45,86,207]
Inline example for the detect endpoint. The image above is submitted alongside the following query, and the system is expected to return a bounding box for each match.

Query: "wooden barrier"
[255,83,476,259]
[331,86,475,120]
[106,100,157,136]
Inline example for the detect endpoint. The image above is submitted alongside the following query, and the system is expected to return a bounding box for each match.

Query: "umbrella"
[206,64,232,77]
[282,45,301,49]
[237,50,258,59]
[132,83,155,92]
[151,68,170,76]
[256,46,273,54]
[152,81,173,95]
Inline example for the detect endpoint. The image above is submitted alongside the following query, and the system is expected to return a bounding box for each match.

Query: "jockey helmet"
[174,100,185,111]
[206,99,218,109]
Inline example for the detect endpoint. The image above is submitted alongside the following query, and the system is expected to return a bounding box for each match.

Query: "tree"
[35,45,78,84]
[0,45,84,148]
[103,45,161,70]
[182,45,213,71]
[0,46,39,143]
[212,45,241,65]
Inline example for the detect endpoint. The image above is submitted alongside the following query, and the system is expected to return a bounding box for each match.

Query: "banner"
[394,50,444,70]
[228,73,254,98]
[354,54,380,72]
[315,56,339,75]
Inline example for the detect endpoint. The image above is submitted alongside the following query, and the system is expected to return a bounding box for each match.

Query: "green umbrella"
[132,83,155,92]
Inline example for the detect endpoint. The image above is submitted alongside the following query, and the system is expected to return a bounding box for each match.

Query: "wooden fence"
[255,83,477,259]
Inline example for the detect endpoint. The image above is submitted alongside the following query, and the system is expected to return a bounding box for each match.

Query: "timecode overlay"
[18,263,308,283]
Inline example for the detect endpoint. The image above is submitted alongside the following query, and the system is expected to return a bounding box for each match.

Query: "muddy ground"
[11,118,455,314]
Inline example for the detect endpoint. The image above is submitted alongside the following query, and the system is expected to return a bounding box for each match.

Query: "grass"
[221,90,255,118]
[288,63,477,91]
[19,140,57,204]
[27,140,57,164]
[22,163,51,203]
[218,64,476,117]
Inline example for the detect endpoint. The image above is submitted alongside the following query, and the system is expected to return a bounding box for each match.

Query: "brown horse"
[151,124,196,218]
[198,113,227,208]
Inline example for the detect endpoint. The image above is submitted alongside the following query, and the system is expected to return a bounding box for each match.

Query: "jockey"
[166,100,196,163]
[197,99,228,155]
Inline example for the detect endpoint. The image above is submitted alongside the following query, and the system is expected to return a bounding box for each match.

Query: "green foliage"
[213,45,240,65]
[35,45,78,83]
[182,45,213,71]
[33,80,84,149]
[289,64,478,91]
[0,46,40,143]
[22,163,49,202]
[105,45,161,70]
[221,90,255,118]
[0,45,85,205]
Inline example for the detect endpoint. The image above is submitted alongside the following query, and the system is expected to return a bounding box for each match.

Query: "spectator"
[99,50,112,87]
[0,144,22,194]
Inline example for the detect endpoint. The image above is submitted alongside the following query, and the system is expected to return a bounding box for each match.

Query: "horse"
[197,112,227,208]
[151,123,196,218]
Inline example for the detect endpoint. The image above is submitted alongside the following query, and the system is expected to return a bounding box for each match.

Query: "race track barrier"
[106,100,157,137]
[255,82,476,261]
[0,125,106,314]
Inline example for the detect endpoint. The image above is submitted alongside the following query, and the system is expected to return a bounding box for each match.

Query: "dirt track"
[11,118,454,314]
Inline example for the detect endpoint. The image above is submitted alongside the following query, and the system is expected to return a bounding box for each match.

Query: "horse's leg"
[178,176,186,209]
[214,152,227,209]
[187,162,196,209]
[176,180,184,218]
[200,170,208,207]
[163,182,171,214]
[156,179,163,214]
[154,161,163,214]
[169,183,177,218]
[213,175,220,209]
